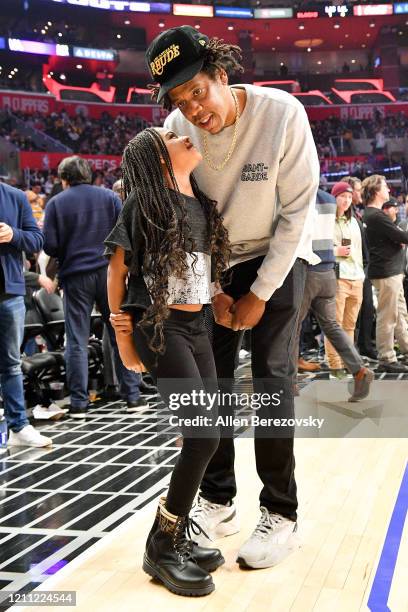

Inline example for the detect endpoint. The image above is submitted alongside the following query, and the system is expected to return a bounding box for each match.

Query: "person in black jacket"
[0,183,52,447]
[362,175,408,373]
[43,156,146,418]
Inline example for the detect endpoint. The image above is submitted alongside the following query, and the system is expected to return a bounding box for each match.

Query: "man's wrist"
[249,290,266,304]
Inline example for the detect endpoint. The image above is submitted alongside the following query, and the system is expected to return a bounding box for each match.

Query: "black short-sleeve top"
[104,189,213,310]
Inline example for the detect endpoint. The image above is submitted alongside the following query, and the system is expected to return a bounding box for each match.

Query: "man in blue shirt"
[43,156,146,418]
[0,182,52,447]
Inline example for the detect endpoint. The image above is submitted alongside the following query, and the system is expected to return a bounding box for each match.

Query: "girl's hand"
[337,245,351,257]
[118,339,147,373]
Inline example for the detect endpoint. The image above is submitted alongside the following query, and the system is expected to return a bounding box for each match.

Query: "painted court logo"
[241,162,269,182]
[150,44,180,76]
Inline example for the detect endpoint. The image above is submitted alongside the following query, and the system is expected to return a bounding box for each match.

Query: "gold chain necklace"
[202,88,240,171]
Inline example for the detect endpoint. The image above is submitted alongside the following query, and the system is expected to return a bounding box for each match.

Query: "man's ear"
[218,69,228,86]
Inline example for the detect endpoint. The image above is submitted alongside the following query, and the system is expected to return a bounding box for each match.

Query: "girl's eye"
[194,89,203,96]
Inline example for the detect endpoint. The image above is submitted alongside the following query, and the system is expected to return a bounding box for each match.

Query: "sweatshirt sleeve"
[375,213,408,245]
[42,199,59,257]
[250,102,320,301]
[9,194,44,254]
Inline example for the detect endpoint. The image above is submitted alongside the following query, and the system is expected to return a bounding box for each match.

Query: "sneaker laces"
[192,496,223,519]
[185,516,211,544]
[251,507,285,540]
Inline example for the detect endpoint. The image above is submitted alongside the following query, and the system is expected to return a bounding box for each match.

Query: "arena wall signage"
[172,4,213,17]
[296,11,319,19]
[353,4,393,16]
[394,2,408,13]
[43,0,401,18]
[19,152,122,172]
[6,38,116,61]
[215,7,254,19]
[73,46,117,61]
[254,8,293,18]
[2,91,408,125]
[323,4,350,17]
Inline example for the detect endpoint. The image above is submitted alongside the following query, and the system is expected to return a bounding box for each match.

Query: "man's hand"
[110,311,134,336]
[38,275,56,294]
[231,291,266,332]
[212,293,235,328]
[0,223,13,244]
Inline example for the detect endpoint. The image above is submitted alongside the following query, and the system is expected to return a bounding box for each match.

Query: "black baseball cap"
[146,25,209,102]
[382,197,398,209]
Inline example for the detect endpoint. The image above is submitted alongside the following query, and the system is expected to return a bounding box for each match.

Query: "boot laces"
[172,518,195,563]
[252,507,285,540]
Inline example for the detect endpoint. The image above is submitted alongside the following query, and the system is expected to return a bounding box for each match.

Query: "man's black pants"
[201,257,306,521]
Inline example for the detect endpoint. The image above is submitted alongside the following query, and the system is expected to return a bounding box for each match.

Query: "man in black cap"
[362,176,408,372]
[114,26,319,569]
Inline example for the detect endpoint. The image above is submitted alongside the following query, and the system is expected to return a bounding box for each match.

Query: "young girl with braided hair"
[105,126,230,597]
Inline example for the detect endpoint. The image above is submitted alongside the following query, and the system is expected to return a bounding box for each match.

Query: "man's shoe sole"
[7,440,52,448]
[126,403,149,413]
[142,554,214,596]
[348,369,375,402]
[236,535,301,569]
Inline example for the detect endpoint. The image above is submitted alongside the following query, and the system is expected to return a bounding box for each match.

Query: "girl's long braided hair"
[121,127,230,354]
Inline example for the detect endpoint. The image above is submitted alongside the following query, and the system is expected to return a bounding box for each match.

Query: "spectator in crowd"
[343,176,364,218]
[362,175,408,373]
[396,192,407,225]
[112,179,124,201]
[343,176,377,360]
[398,201,408,309]
[373,129,386,154]
[43,156,147,418]
[400,158,408,193]
[25,181,45,227]
[295,188,373,400]
[324,182,365,375]
[0,182,52,447]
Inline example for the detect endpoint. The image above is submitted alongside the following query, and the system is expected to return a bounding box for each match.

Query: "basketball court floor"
[0,359,406,611]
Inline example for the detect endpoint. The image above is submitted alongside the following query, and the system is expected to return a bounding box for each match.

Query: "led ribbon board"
[353,4,393,15]
[254,8,293,18]
[215,6,253,18]
[49,0,170,11]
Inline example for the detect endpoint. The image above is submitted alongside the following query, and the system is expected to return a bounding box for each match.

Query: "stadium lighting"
[60,73,66,80]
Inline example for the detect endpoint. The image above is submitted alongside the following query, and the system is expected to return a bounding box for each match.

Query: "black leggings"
[133,309,220,516]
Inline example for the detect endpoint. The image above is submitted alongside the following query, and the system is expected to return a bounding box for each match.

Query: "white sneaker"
[49,402,69,414]
[32,404,66,421]
[236,507,300,569]
[8,425,53,448]
[190,495,239,546]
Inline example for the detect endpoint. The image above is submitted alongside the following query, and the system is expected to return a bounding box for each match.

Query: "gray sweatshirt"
[164,84,320,301]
